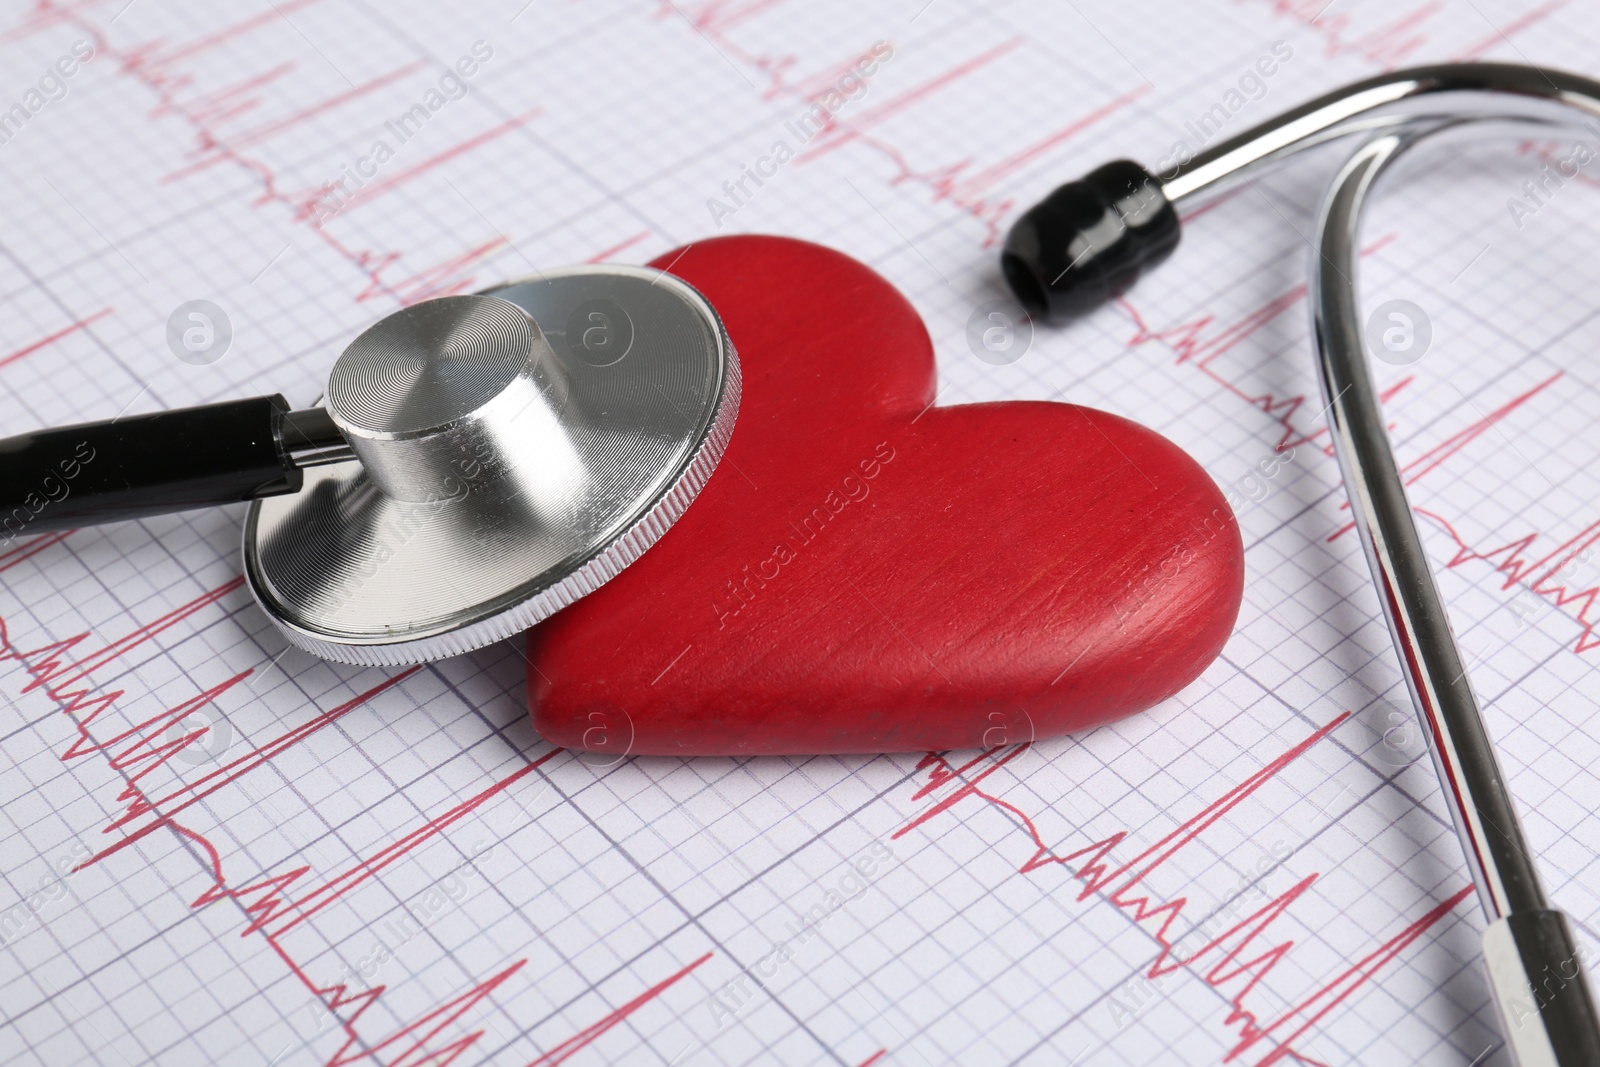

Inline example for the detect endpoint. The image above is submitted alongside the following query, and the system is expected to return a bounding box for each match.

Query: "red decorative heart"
[526,236,1242,756]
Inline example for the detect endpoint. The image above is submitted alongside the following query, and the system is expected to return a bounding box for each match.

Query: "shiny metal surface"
[326,295,569,505]
[1311,119,1600,1064]
[1161,63,1600,207]
[1314,124,1536,925]
[244,265,738,665]
[1483,911,1600,1067]
[279,406,355,468]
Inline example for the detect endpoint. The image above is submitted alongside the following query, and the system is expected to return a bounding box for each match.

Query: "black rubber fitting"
[1001,160,1180,324]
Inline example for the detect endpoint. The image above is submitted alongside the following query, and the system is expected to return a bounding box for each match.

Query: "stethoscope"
[0,59,1596,1063]
[1000,61,1600,1067]
[0,266,739,665]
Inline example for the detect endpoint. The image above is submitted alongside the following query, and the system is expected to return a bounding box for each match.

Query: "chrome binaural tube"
[995,61,1600,1061]
[1163,63,1600,208]
[1001,64,1600,326]
[1310,119,1600,1067]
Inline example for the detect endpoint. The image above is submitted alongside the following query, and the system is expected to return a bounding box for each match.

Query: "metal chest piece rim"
[242,263,738,666]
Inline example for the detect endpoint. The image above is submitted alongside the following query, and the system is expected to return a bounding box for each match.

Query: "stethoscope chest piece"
[244,265,738,665]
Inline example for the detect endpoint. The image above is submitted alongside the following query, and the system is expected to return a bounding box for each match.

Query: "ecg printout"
[1,0,1599,1064]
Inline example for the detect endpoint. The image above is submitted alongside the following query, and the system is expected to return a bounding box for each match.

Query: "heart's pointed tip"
[527,236,1246,758]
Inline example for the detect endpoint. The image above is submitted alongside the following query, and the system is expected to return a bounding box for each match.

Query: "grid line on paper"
[0,1,1596,1066]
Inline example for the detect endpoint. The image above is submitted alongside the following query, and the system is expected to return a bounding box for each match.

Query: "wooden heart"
[526,236,1242,756]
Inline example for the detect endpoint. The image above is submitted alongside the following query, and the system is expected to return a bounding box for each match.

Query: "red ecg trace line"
[1426,510,1600,653]
[796,37,1027,161]
[89,667,424,866]
[0,5,737,1060]
[0,309,114,371]
[15,0,528,308]
[292,108,544,224]
[17,574,248,697]
[259,756,553,938]
[895,715,1474,1067]
[1117,234,1406,455]
[355,237,509,306]
[0,571,716,1065]
[674,0,789,36]
[1453,0,1572,61]
[1119,288,1322,454]
[586,231,653,263]
[142,0,321,68]
[163,61,430,180]
[324,958,526,1067]
[1384,372,1563,486]
[671,0,1514,253]
[0,3,1574,1062]
[1120,253,1599,656]
[1324,371,1565,539]
[1252,0,1565,70]
[1244,0,1445,70]
[1303,361,1597,649]
[165,59,296,127]
[522,952,713,1066]
[0,530,74,569]
[673,0,1594,671]
[660,1,1140,246]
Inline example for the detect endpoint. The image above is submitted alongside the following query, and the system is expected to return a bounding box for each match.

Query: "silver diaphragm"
[243,264,738,665]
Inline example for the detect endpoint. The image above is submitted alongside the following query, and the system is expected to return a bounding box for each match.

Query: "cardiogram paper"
[2,1,1600,1064]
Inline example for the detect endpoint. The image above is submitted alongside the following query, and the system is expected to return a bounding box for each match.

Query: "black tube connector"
[1001,160,1180,324]
[0,394,301,541]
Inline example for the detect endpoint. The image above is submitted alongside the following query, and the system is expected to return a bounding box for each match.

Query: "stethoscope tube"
[1311,123,1600,1065]
[1001,61,1600,1066]
[1311,122,1533,923]
[0,397,351,541]
[1164,62,1600,207]
[1004,63,1600,325]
